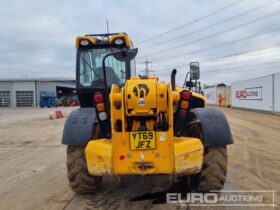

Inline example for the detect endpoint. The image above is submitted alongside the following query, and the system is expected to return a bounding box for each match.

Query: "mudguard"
[190,108,234,147]
[61,108,98,145]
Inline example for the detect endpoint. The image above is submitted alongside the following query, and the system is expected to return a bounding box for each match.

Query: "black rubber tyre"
[188,124,227,192]
[66,146,102,194]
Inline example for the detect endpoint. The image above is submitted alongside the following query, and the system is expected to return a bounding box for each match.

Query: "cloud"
[0,0,279,85]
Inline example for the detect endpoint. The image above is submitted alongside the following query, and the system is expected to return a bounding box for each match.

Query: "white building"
[0,78,75,107]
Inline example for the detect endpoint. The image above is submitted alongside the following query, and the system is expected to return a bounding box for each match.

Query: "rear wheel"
[67,146,102,194]
[188,123,227,192]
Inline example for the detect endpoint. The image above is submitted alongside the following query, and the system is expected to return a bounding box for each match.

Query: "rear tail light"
[181,90,191,100]
[99,112,107,121]
[177,90,191,119]
[180,101,189,109]
[94,93,103,103]
[96,103,105,112]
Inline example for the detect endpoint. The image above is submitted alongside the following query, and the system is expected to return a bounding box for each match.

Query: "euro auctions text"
[166,190,277,207]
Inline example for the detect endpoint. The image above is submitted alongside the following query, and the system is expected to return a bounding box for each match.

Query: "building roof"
[0,78,76,82]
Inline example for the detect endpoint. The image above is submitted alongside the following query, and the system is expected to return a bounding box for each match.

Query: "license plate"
[130,131,156,150]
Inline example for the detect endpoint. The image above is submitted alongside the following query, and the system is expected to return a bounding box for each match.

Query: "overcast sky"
[0,0,280,85]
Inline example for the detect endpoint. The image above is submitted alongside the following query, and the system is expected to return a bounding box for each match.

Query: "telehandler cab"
[62,33,233,193]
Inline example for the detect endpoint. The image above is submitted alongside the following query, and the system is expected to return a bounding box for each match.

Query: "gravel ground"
[0,107,279,210]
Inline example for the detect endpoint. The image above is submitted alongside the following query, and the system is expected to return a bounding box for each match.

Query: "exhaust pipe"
[171,69,177,91]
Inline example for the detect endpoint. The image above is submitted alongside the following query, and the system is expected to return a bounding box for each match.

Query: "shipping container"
[204,86,231,107]
[217,86,231,107]
[231,75,273,111]
[204,87,216,105]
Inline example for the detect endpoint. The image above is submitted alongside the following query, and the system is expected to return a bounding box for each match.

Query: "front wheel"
[66,146,102,194]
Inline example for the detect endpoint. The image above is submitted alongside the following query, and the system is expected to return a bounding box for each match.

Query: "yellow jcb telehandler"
[62,33,233,193]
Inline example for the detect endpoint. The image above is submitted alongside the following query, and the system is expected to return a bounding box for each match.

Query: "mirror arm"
[102,51,122,102]
[102,49,124,88]
[183,72,189,88]
[102,48,138,101]
[189,69,192,91]
[102,53,113,98]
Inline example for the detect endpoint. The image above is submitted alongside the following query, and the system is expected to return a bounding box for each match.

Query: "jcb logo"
[133,84,149,98]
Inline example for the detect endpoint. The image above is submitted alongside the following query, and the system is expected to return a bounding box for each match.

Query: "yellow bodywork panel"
[85,136,203,176]
[75,36,96,49]
[191,92,206,107]
[173,137,204,175]
[76,33,132,49]
[112,131,173,175]
[125,78,158,116]
[85,139,112,176]
[109,33,132,48]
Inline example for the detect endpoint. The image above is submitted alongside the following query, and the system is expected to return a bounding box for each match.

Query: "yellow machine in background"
[62,33,233,194]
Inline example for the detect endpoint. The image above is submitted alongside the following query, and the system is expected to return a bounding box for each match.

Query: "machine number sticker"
[137,98,146,106]
[160,133,166,141]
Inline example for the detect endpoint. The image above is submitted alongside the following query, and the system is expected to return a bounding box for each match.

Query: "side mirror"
[190,62,200,80]
[113,48,138,62]
[185,81,195,88]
